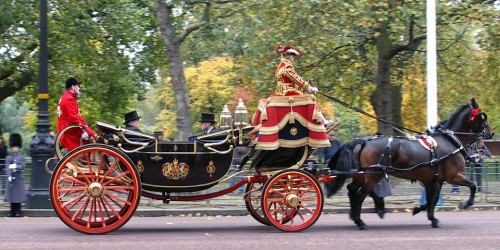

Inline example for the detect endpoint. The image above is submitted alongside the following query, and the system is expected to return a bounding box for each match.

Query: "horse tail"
[324,138,366,198]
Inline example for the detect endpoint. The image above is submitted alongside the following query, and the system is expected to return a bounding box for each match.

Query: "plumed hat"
[65,77,81,89]
[9,133,22,148]
[124,111,141,124]
[199,113,217,124]
[276,45,302,57]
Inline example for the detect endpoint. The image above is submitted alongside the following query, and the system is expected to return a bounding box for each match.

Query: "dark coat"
[317,139,342,163]
[124,125,142,133]
[4,152,27,203]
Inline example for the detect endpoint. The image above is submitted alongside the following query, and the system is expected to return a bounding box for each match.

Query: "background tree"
[156,56,238,138]
[153,0,241,140]
[1,0,498,141]
[0,1,38,103]
[2,0,161,132]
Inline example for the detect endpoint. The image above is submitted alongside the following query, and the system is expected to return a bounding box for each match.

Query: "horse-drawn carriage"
[48,96,493,234]
[49,95,337,234]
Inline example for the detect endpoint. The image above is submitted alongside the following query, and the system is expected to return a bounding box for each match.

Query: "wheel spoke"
[99,161,118,183]
[61,192,87,210]
[102,169,130,186]
[104,192,132,207]
[100,195,122,219]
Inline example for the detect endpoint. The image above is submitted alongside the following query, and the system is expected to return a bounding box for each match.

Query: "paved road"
[1,210,499,249]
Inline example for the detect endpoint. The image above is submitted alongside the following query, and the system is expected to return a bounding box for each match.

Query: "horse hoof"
[355,221,368,230]
[431,220,441,228]
[459,201,473,210]
[376,210,386,219]
[412,207,421,216]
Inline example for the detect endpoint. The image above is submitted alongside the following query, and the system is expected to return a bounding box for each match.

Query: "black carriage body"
[96,121,235,192]
[128,141,234,192]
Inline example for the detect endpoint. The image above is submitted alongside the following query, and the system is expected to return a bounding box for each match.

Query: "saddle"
[416,136,438,151]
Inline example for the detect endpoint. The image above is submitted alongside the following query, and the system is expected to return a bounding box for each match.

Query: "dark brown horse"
[325,98,494,229]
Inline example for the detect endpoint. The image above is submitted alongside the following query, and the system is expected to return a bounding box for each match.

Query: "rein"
[318,92,421,134]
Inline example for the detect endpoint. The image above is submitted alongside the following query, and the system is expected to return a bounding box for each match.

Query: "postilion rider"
[250,45,339,150]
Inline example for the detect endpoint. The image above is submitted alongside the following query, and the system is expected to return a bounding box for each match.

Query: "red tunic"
[249,58,329,150]
[274,58,310,96]
[57,91,96,151]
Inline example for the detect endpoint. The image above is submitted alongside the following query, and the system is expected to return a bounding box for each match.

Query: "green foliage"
[1,0,162,133]
[1,0,498,141]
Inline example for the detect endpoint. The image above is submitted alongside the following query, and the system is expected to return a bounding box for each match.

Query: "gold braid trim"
[280,58,310,92]
[266,95,316,107]
[258,113,326,135]
[255,137,330,150]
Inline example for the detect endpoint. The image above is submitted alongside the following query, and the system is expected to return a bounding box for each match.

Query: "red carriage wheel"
[261,169,323,232]
[50,144,141,234]
[244,181,270,225]
[245,180,298,226]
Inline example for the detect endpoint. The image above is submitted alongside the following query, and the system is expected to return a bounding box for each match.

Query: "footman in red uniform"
[56,77,97,151]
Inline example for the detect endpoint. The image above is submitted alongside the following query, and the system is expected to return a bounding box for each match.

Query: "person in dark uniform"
[199,113,218,134]
[4,133,27,217]
[123,111,142,132]
[317,132,342,164]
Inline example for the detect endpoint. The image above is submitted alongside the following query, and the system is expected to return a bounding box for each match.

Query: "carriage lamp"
[233,98,248,126]
[233,98,248,145]
[219,104,232,129]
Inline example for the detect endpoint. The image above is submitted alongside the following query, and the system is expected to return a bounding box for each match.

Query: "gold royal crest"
[162,158,189,180]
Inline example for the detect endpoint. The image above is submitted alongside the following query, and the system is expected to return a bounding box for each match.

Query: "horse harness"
[362,129,470,181]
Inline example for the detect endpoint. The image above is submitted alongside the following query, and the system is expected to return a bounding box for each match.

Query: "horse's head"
[467,98,494,140]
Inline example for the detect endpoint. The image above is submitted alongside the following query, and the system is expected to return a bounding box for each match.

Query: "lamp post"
[27,0,54,209]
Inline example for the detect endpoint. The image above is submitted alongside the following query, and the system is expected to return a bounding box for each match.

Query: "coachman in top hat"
[123,111,142,132]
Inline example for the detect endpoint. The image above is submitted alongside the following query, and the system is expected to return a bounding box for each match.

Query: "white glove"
[308,86,318,94]
[82,132,89,140]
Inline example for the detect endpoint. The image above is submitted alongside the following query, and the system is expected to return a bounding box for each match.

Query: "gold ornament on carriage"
[162,158,189,180]
[206,160,216,177]
[151,155,163,161]
[136,160,144,173]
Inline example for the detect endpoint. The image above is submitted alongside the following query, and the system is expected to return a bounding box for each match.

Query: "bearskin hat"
[9,133,22,148]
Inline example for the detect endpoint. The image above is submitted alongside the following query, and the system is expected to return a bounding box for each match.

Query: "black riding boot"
[11,203,22,217]
[10,203,16,217]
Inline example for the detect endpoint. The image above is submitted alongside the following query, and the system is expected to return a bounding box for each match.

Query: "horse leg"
[447,173,476,209]
[424,181,442,228]
[412,187,427,215]
[462,179,476,209]
[370,192,386,219]
[347,182,369,230]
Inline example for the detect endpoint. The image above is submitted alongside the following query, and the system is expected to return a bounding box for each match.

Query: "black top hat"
[124,111,141,124]
[199,113,217,123]
[65,77,81,89]
[9,133,22,148]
